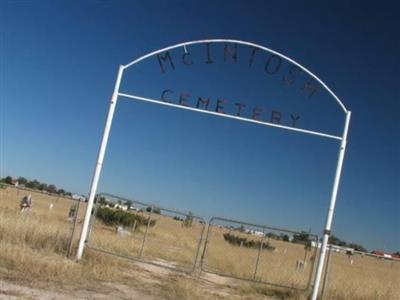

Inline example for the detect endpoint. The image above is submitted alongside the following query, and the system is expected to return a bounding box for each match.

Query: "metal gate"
[200,217,319,290]
[86,193,206,273]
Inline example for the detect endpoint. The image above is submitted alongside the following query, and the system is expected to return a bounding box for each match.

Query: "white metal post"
[311,111,351,300]
[76,65,124,260]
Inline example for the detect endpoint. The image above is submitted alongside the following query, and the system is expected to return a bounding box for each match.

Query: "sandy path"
[0,280,156,300]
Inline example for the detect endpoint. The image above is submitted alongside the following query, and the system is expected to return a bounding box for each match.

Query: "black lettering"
[216,99,227,114]
[224,43,238,63]
[235,103,246,116]
[248,47,260,67]
[283,65,301,85]
[270,111,282,124]
[291,114,300,127]
[252,107,263,120]
[302,80,318,98]
[179,93,190,106]
[196,97,210,110]
[161,89,174,103]
[265,55,282,74]
[205,43,213,64]
[157,51,175,73]
[182,52,193,65]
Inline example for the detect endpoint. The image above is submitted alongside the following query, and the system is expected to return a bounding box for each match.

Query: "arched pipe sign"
[76,39,351,300]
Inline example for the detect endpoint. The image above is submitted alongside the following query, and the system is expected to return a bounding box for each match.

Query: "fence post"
[76,65,124,260]
[67,200,81,257]
[311,111,351,300]
[253,233,266,280]
[200,221,213,271]
[86,196,99,243]
[139,205,153,257]
[320,245,333,299]
[192,219,207,273]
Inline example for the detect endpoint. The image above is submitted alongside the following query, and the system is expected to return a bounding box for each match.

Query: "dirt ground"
[0,279,156,300]
[0,259,280,300]
[0,187,296,300]
[1,187,398,300]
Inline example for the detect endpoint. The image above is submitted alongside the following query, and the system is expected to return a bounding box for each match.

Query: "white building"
[114,203,128,211]
[310,240,322,248]
[246,229,264,236]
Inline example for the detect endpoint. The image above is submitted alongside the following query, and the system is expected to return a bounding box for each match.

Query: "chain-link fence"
[320,245,400,300]
[200,217,319,290]
[5,183,398,299]
[0,183,86,257]
[86,193,206,273]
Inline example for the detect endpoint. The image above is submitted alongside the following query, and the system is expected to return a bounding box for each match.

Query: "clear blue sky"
[1,1,399,252]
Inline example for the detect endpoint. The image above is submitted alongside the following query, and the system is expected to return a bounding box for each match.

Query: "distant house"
[11,178,19,186]
[371,250,393,260]
[383,253,393,259]
[114,203,128,211]
[391,253,400,260]
[371,250,384,256]
[329,244,354,254]
[246,229,264,236]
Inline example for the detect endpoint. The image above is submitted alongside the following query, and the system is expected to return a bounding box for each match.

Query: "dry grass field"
[324,251,399,299]
[201,226,317,289]
[0,185,399,299]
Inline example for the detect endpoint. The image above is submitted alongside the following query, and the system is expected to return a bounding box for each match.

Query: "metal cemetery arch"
[76,39,351,300]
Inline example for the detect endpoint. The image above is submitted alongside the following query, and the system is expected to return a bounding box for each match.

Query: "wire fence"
[4,183,399,299]
[200,217,319,290]
[0,184,322,293]
[320,245,400,299]
[12,183,400,298]
[85,193,206,273]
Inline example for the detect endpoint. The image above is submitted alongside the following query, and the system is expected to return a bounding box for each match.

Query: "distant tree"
[280,234,290,242]
[329,235,347,247]
[237,225,245,233]
[26,179,40,189]
[183,211,194,227]
[38,183,48,191]
[125,200,133,210]
[47,184,57,194]
[98,196,107,206]
[57,189,65,195]
[266,232,279,239]
[17,177,28,185]
[64,191,72,197]
[348,243,367,252]
[5,176,13,184]
[328,235,367,252]
[146,206,161,214]
[292,232,310,244]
